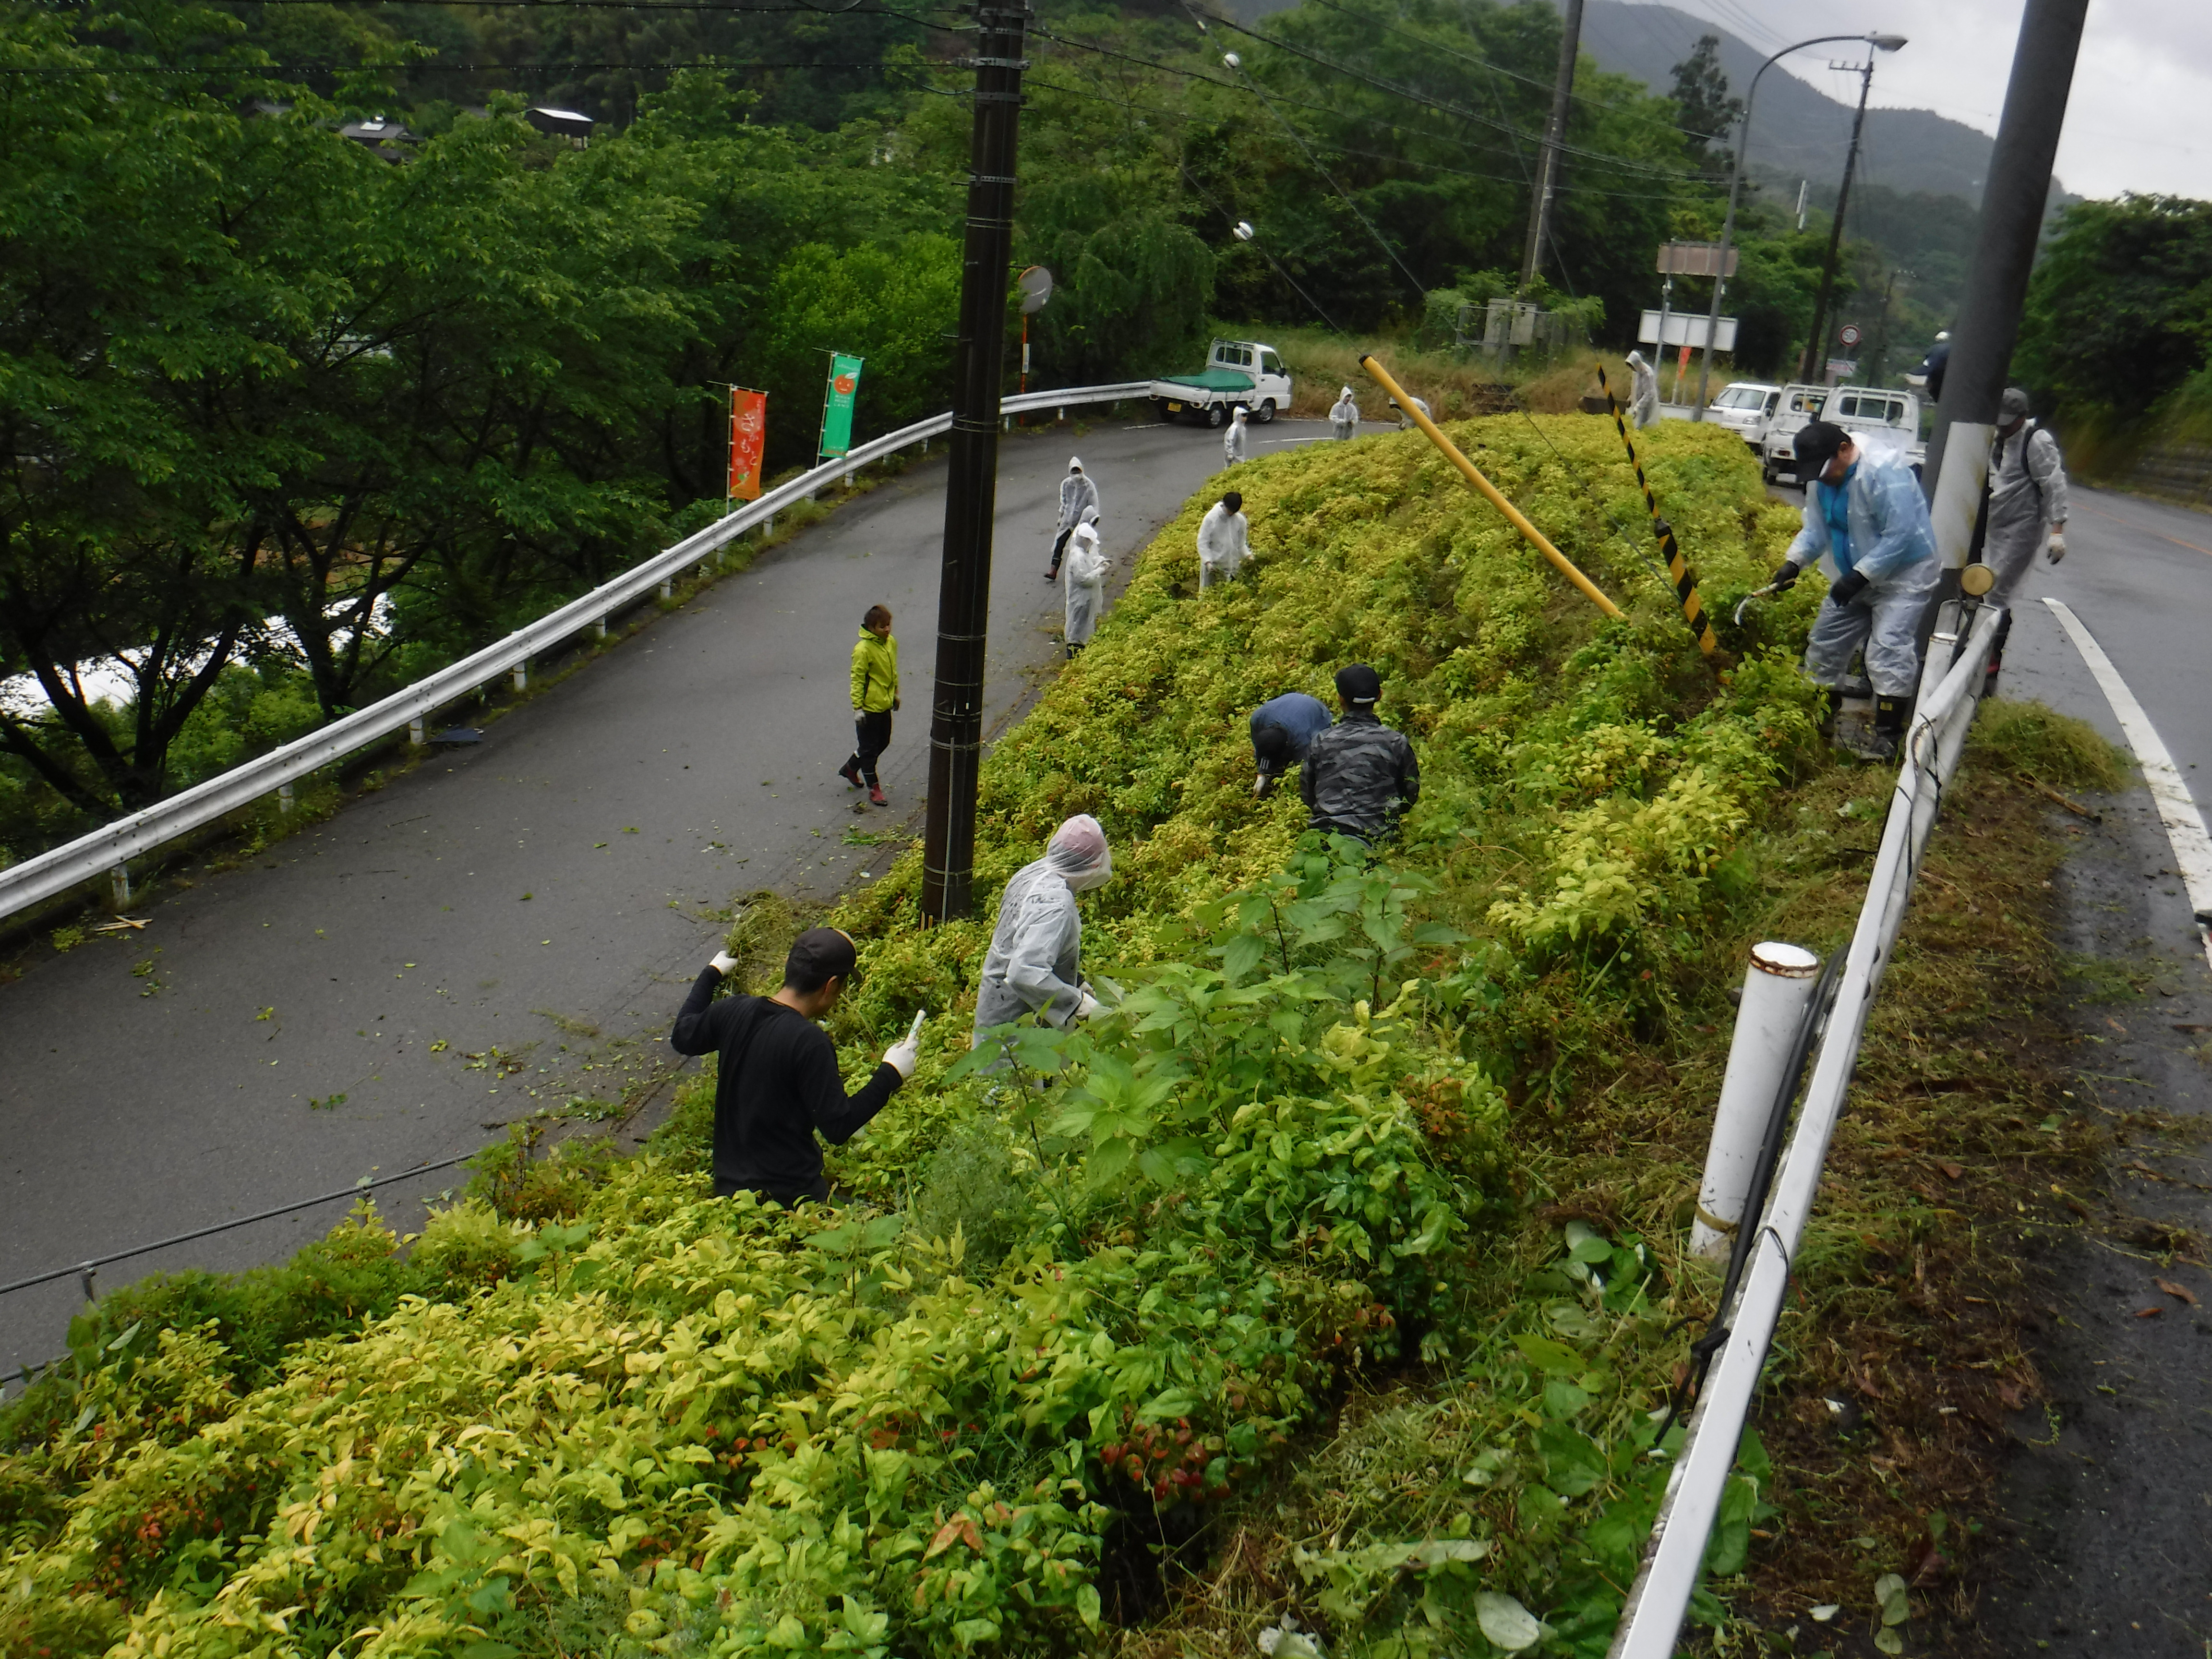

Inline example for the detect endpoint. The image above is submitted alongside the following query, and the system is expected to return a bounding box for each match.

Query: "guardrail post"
[844,469,855,488]
[1692,942,1822,1257]
[277,783,295,814]
[659,577,673,600]
[409,717,426,745]
[922,438,929,456]
[595,617,608,640]
[511,662,528,693]
[1058,406,1066,422]
[110,866,131,908]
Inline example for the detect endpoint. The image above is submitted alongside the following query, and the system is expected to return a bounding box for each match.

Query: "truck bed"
[1154,368,1256,394]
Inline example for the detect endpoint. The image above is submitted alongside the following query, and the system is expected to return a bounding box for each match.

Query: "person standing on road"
[1045,456,1099,582]
[1196,490,1249,592]
[1983,386,2070,601]
[838,604,898,806]
[1063,506,1107,658]
[973,814,1114,1042]
[1250,689,1333,798]
[670,926,918,1208]
[1223,405,1249,467]
[1768,419,1939,762]
[1626,350,1660,429]
[1302,663,1419,842]
[1330,386,1361,441]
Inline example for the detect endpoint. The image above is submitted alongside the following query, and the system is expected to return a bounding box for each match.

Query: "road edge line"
[2042,596,2212,972]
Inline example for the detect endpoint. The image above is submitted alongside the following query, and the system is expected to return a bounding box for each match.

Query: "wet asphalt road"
[0,415,1351,1374]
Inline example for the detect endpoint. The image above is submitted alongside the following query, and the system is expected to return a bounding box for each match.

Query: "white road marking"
[2044,597,2212,970]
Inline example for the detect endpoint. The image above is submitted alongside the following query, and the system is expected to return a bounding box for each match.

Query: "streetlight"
[1690,31,1907,419]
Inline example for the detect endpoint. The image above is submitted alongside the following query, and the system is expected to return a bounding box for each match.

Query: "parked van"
[1706,382,1783,452]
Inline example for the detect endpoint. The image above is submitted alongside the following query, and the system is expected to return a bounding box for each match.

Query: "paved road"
[1963,486,2212,1658]
[0,415,1356,1373]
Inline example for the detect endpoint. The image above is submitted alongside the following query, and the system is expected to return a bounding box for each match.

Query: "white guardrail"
[1606,598,2007,1657]
[0,383,1154,926]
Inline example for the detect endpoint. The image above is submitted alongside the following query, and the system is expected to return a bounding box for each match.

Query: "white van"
[1763,385,1924,484]
[1758,384,1832,482]
[1706,382,1782,453]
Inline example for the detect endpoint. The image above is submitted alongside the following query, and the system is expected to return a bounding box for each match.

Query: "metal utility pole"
[1923,0,2091,571]
[1799,55,1879,383]
[1866,266,1911,387]
[1518,0,1584,290]
[920,0,1030,924]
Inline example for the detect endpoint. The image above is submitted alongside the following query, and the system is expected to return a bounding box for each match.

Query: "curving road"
[0,415,1368,1374]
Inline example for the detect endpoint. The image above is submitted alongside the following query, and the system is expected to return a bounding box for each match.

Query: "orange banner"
[728,388,766,500]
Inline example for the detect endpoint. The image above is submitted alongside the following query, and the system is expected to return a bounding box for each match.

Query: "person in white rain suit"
[972,814,1114,1044]
[1389,395,1432,430]
[1625,350,1660,429]
[1045,456,1100,581]
[1223,404,1249,466]
[1982,386,2069,602]
[1195,490,1248,592]
[1329,385,1360,440]
[1769,420,1939,762]
[1062,506,1106,657]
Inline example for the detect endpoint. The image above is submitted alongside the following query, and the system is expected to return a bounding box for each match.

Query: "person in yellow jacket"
[838,604,899,805]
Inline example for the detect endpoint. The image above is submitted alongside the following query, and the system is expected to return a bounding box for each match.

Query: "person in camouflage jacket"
[1301,663,1418,842]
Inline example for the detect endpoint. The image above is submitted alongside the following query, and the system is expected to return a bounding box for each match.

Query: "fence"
[0,383,1151,929]
[1607,597,2008,1657]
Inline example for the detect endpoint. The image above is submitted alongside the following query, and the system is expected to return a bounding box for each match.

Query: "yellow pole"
[1597,364,1719,661]
[1359,355,1623,621]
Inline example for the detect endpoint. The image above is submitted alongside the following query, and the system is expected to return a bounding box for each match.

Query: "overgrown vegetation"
[0,414,2125,1658]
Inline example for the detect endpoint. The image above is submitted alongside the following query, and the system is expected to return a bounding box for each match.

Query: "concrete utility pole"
[1799,55,1879,383]
[1519,0,1584,290]
[920,0,1030,924]
[1923,0,2091,577]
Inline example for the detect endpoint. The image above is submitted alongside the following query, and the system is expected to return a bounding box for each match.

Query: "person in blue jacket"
[1769,420,1938,761]
[1249,690,1334,798]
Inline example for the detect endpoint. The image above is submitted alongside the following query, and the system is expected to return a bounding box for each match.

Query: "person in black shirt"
[670,926,919,1207]
[1301,663,1419,842]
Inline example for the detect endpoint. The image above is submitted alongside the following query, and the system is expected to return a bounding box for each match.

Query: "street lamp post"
[1691,31,1906,419]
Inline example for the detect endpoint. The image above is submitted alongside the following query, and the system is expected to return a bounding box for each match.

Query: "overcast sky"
[1617,0,2209,201]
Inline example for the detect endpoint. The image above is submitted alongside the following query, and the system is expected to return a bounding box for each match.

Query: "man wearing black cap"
[670,926,918,1207]
[1300,663,1419,842]
[1769,419,1938,762]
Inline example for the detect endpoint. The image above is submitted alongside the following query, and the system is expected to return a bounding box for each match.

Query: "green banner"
[819,353,864,457]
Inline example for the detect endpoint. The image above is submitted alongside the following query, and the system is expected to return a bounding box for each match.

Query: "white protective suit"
[1625,351,1660,429]
[1048,458,1100,577]
[1330,386,1360,441]
[973,815,1114,1035]
[1984,422,2069,601]
[1063,507,1106,649]
[1786,449,1940,698]
[1223,406,1249,465]
[1392,396,1432,430]
[1196,500,1249,591]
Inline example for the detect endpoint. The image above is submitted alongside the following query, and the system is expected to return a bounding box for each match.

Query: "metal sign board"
[1637,311,1738,350]
[1655,241,1740,277]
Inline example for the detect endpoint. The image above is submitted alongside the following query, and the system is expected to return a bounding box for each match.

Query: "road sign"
[1638,312,1738,351]
[1838,323,1864,347]
[1655,242,1739,277]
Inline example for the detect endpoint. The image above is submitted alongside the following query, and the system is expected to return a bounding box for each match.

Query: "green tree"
[1667,34,1741,176]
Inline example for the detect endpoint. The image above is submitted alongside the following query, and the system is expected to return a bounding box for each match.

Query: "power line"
[0,56,945,74]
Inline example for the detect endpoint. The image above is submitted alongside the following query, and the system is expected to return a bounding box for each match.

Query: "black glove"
[1769,562,1800,592]
[1827,569,1870,606]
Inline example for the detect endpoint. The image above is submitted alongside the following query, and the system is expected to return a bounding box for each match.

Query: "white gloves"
[2047,529,2067,564]
[882,1036,919,1079]
[709,951,740,975]
[1072,991,1103,1023]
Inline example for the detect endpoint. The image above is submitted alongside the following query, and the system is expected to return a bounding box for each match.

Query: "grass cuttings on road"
[0,415,2113,1659]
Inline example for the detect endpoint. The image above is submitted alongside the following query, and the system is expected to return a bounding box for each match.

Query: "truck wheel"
[1255,399,1276,424]
[1205,404,1226,429]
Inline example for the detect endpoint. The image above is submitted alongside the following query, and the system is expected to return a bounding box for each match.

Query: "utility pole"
[1866,267,1910,387]
[1519,0,1584,290]
[1923,0,2090,575]
[920,0,1030,924]
[1799,55,1878,383]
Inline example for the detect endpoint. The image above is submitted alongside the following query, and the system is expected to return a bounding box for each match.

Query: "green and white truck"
[1150,339,1293,428]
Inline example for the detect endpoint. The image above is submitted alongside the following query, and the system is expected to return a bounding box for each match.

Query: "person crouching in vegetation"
[973,815,1114,1046]
[839,603,898,806]
[1302,663,1419,844]
[671,926,918,1208]
[1249,689,1333,799]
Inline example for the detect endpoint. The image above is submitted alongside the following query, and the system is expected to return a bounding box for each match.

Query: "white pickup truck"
[1762,385,1925,484]
[1150,339,1293,428]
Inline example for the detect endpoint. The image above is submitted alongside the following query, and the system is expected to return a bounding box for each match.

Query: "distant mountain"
[1219,0,2039,208]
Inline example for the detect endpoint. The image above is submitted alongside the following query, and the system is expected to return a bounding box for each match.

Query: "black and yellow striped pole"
[1597,365,1719,664]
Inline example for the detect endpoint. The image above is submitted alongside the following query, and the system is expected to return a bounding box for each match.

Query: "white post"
[844,470,854,488]
[1691,942,1821,1258]
[922,437,929,456]
[110,865,131,908]
[595,617,608,640]
[512,662,528,693]
[409,717,426,745]
[278,782,295,814]
[660,577,673,600]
